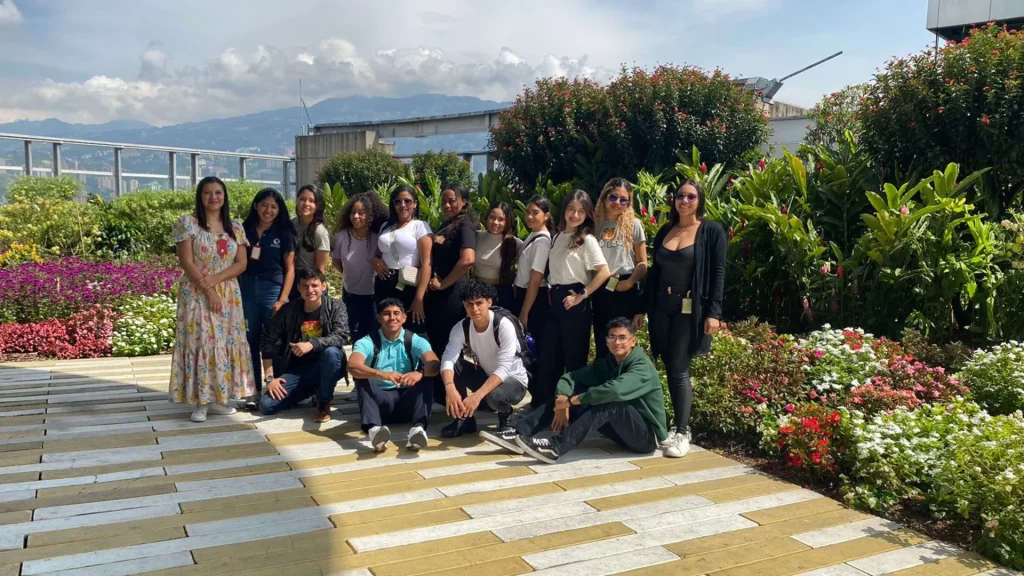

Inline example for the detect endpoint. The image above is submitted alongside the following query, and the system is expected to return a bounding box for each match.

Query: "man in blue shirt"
[348,298,440,452]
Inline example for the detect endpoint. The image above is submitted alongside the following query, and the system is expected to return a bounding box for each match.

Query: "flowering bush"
[761,403,844,480]
[798,326,882,394]
[848,356,971,414]
[0,306,113,358]
[958,341,1024,415]
[0,258,179,323]
[0,242,46,268]
[111,295,176,357]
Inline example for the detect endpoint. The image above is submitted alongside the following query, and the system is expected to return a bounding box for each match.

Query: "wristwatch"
[264,375,275,384]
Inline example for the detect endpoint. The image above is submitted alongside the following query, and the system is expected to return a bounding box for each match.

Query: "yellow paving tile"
[887,553,997,575]
[179,487,313,513]
[300,453,512,487]
[0,403,45,413]
[0,451,40,466]
[0,526,186,565]
[310,466,536,507]
[625,536,809,575]
[159,442,279,462]
[0,416,44,425]
[628,449,721,469]
[0,471,40,484]
[37,461,290,498]
[0,481,176,514]
[0,430,43,441]
[371,522,636,576]
[556,454,737,491]
[420,556,533,576]
[0,440,42,453]
[40,423,255,452]
[710,529,931,576]
[586,473,770,511]
[741,497,846,524]
[264,423,364,445]
[43,405,147,419]
[698,478,802,503]
[0,510,31,526]
[0,563,17,576]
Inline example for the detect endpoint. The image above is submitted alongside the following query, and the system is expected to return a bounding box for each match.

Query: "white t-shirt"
[547,233,607,286]
[441,311,528,387]
[475,231,522,282]
[514,231,551,289]
[378,220,431,269]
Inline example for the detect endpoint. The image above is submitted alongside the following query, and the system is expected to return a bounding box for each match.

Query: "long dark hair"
[488,201,518,285]
[336,191,389,248]
[439,182,478,233]
[194,176,236,240]
[526,194,555,234]
[670,179,706,225]
[559,189,595,250]
[243,187,294,238]
[386,185,420,228]
[296,184,326,251]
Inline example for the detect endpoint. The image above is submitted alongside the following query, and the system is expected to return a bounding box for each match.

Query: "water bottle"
[525,334,536,357]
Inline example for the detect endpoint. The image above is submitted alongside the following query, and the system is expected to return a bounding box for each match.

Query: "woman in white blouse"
[371,185,432,332]
[512,195,554,346]
[531,190,611,408]
[474,201,522,311]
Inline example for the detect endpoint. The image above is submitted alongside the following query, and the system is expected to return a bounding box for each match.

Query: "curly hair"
[335,191,389,245]
[594,177,637,256]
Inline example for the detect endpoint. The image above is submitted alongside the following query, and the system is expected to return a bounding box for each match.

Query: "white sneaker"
[368,425,391,452]
[664,434,691,458]
[659,427,679,449]
[190,404,208,423]
[406,425,428,451]
[207,403,236,416]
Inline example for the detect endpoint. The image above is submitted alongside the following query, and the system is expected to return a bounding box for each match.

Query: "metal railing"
[0,133,295,197]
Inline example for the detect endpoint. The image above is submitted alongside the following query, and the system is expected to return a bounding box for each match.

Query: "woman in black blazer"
[643,179,727,458]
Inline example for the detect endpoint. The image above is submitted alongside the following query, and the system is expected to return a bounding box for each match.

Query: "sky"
[0,0,937,126]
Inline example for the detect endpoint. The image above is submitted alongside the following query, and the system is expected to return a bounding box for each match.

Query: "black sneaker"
[516,435,559,464]
[243,391,261,411]
[479,428,523,454]
[497,409,521,431]
[441,417,477,438]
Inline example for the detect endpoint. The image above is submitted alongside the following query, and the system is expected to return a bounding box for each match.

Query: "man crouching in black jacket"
[259,267,349,422]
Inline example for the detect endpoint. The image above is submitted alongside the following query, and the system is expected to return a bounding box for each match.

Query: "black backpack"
[367,329,420,371]
[461,307,536,376]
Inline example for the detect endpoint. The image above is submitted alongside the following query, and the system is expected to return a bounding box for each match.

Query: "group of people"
[168,174,726,462]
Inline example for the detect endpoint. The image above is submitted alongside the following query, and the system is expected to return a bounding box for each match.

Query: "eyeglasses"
[394,198,416,207]
[605,334,633,343]
[607,194,630,206]
[674,193,700,203]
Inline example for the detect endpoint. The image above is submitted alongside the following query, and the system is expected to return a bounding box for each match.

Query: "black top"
[431,219,477,281]
[242,224,295,285]
[643,221,727,357]
[656,244,695,290]
[261,296,349,378]
[287,307,324,371]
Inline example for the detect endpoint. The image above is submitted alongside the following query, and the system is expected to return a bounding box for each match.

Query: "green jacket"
[555,346,668,442]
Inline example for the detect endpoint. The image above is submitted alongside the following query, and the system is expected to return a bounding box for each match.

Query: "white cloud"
[0,0,22,26]
[0,40,615,125]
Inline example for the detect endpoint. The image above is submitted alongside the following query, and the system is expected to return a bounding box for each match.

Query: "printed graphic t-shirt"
[287,307,323,370]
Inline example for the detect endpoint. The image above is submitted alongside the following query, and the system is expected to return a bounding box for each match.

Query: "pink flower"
[812,349,824,358]
[785,404,795,413]
[700,162,708,175]
[900,205,910,216]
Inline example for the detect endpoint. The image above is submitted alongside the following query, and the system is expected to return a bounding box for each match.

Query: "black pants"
[512,286,549,352]
[516,398,656,456]
[591,275,642,360]
[650,287,695,432]
[533,284,591,408]
[374,272,425,334]
[355,378,433,433]
[424,279,468,362]
[451,360,526,414]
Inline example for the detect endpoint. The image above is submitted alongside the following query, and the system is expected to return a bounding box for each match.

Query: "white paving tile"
[416,458,534,479]
[42,421,157,438]
[0,505,182,551]
[0,382,139,395]
[439,461,640,497]
[325,570,373,576]
[0,467,165,494]
[528,546,680,576]
[463,477,674,518]
[44,551,194,576]
[524,514,756,569]
[624,489,822,533]
[792,517,903,548]
[0,489,35,503]
[795,566,872,576]
[348,501,598,553]
[661,465,754,485]
[163,455,287,476]
[155,429,267,450]
[846,541,961,575]
[43,413,152,427]
[976,570,1023,576]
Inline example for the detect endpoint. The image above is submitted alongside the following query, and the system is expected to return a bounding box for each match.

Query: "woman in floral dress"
[170,176,255,422]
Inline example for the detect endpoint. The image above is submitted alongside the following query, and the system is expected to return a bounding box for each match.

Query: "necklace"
[351,228,369,241]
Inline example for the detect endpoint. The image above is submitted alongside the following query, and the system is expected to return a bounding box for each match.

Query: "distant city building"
[927,0,1024,41]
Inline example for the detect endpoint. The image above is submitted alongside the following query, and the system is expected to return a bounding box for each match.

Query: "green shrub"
[316,148,407,196]
[411,150,472,190]
[806,85,864,151]
[958,342,1024,415]
[6,175,84,202]
[95,190,193,256]
[111,294,176,357]
[0,197,100,256]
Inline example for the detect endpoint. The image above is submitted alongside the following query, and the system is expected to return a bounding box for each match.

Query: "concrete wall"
[294,131,394,189]
[763,116,813,158]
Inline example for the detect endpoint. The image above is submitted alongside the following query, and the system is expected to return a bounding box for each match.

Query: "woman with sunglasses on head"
[532,190,611,408]
[592,177,647,359]
[644,179,727,458]
[292,185,331,299]
[239,187,296,410]
[513,195,554,349]
[372,186,432,333]
[426,183,478,356]
[474,201,521,311]
[170,176,254,423]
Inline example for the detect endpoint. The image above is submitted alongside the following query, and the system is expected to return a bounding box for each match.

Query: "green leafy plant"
[411,150,472,190]
[958,342,1024,415]
[806,85,865,151]
[316,148,407,198]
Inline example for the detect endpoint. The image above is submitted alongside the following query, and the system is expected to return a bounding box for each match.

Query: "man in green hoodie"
[480,317,668,464]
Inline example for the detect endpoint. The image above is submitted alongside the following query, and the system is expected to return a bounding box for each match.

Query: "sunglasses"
[607,194,630,206]
[674,193,700,203]
[393,198,416,207]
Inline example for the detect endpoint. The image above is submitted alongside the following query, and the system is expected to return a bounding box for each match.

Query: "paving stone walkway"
[0,355,1018,576]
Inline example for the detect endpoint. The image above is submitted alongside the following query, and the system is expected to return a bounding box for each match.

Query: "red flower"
[641,206,648,216]
[937,106,945,113]
[757,159,766,172]
[817,438,830,448]
[649,216,656,224]
[810,452,823,464]
[981,116,991,125]
[816,162,824,173]
[700,162,708,175]
[836,265,843,279]
[780,204,789,215]
[728,228,735,240]
[779,426,794,435]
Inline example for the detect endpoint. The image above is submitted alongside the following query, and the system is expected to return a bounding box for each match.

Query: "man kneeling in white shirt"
[439,280,530,438]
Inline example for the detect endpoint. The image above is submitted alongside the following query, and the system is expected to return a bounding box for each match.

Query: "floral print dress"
[169,215,255,405]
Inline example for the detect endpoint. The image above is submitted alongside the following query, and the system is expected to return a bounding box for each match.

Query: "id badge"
[605,277,619,291]
[682,291,693,315]
[250,246,262,261]
[396,277,406,291]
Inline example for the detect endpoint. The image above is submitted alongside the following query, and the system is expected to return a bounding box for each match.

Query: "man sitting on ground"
[260,267,349,422]
[348,299,440,452]
[439,280,530,438]
[481,317,668,464]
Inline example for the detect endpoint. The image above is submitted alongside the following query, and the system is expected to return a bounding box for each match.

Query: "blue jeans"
[259,347,346,415]
[240,274,283,392]
[343,290,377,342]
